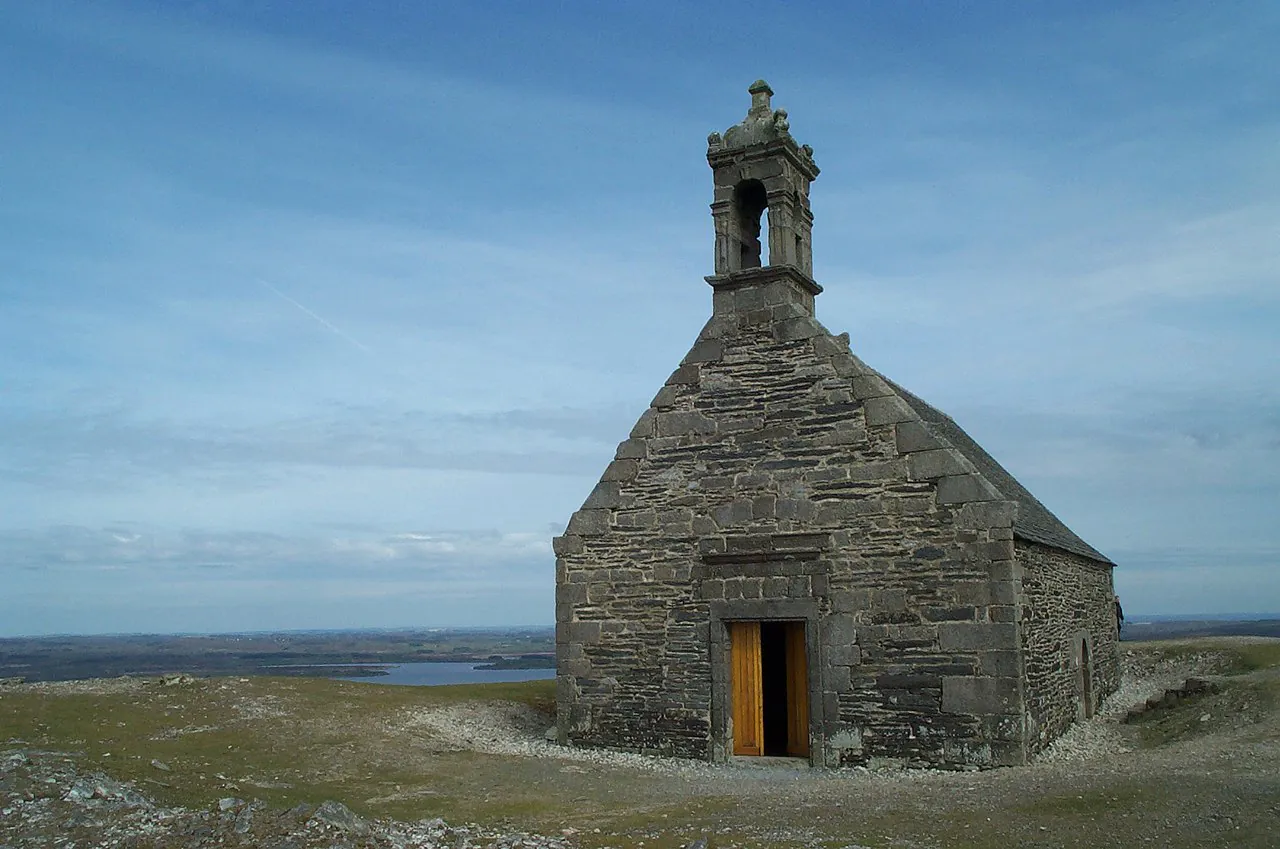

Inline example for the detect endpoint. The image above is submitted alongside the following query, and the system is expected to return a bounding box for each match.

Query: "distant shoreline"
[0,627,555,684]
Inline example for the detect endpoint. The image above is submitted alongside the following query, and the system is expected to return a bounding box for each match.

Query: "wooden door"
[729,621,763,756]
[784,621,810,757]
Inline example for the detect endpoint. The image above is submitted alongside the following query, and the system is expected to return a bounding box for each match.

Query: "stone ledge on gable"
[682,338,724,364]
[666,363,701,385]
[564,508,610,536]
[629,408,656,438]
[895,420,944,453]
[850,374,893,400]
[600,458,639,482]
[936,473,1002,504]
[907,448,976,481]
[552,535,583,557]
[863,395,916,427]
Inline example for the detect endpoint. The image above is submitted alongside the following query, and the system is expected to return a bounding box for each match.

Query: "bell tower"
[706,80,821,316]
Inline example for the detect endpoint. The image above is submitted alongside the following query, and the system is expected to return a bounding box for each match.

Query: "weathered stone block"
[629,408,656,439]
[978,651,1023,678]
[582,481,623,510]
[682,338,724,364]
[565,509,609,536]
[816,499,882,523]
[936,474,1001,504]
[552,535,583,557]
[938,623,1018,652]
[724,535,770,554]
[697,537,726,556]
[651,385,680,409]
[955,501,1016,529]
[773,316,822,341]
[776,498,816,520]
[826,643,861,665]
[665,363,701,385]
[831,354,865,378]
[830,589,869,614]
[942,676,1020,715]
[823,614,857,646]
[850,375,892,400]
[954,581,991,606]
[571,621,603,644]
[810,333,848,357]
[614,509,657,529]
[989,604,1018,623]
[877,673,940,690]
[963,540,1015,562]
[895,420,943,453]
[922,606,977,622]
[711,499,751,526]
[863,395,916,427]
[699,579,725,600]
[751,494,777,519]
[656,411,716,437]
[908,449,972,481]
[614,439,647,460]
[989,560,1022,582]
[600,459,639,482]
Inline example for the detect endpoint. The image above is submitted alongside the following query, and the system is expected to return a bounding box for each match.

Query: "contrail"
[257,278,371,353]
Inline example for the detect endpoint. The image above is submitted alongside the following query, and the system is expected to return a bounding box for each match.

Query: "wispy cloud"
[1,2,1276,633]
[257,278,370,353]
[0,403,629,488]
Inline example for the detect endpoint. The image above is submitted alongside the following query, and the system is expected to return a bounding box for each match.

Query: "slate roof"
[885,378,1115,566]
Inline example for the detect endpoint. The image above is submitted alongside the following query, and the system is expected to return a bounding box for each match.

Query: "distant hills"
[1121,617,1280,641]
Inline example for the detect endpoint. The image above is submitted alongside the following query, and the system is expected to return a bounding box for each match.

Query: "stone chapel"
[553,81,1120,769]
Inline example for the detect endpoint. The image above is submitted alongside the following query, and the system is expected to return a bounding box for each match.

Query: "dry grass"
[4,639,1279,848]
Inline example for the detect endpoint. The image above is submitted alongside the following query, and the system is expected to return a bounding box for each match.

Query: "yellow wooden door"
[784,621,810,757]
[729,622,763,756]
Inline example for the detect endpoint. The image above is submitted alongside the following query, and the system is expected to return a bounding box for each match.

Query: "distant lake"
[330,662,555,687]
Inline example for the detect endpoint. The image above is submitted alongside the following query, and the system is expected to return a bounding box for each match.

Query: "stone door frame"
[709,598,824,765]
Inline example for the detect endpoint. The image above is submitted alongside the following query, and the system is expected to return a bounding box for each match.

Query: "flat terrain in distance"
[0,627,555,683]
[3,637,1279,848]
[5,619,1274,685]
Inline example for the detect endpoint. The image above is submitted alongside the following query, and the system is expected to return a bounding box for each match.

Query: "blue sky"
[1,1,1276,636]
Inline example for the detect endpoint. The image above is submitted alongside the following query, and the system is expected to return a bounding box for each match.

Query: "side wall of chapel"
[1016,539,1121,756]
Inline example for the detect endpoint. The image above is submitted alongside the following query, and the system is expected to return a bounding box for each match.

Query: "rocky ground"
[2,638,1278,848]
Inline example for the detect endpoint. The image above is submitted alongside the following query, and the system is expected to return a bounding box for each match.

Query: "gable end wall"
[556,293,1034,769]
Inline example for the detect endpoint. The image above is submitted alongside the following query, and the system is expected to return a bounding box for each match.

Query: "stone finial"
[748,79,774,114]
[713,79,811,158]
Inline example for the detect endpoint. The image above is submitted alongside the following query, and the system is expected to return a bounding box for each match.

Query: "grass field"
[4,638,1279,848]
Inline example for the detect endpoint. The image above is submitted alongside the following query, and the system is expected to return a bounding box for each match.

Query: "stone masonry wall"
[555,275,1029,768]
[1016,539,1120,756]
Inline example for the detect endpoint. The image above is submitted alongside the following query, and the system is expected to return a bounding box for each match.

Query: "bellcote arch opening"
[732,179,768,269]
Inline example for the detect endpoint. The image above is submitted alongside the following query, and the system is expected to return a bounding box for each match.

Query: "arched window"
[732,179,768,269]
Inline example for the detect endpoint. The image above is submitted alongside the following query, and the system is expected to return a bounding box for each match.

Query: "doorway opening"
[729,620,808,757]
[1079,637,1094,719]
